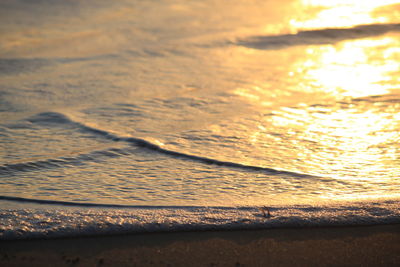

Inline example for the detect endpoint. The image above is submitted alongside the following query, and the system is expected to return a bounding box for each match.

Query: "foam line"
[1,197,399,241]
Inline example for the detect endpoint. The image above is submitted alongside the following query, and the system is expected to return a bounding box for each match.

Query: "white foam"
[1,200,399,240]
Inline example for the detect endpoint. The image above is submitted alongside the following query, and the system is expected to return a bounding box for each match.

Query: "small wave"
[0,56,114,76]
[0,58,52,76]
[236,23,400,49]
[123,137,315,178]
[0,195,237,210]
[351,93,400,104]
[0,147,136,175]
[1,198,399,240]
[7,111,316,179]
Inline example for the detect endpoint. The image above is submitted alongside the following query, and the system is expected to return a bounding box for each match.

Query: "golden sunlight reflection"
[297,37,400,98]
[267,101,400,201]
[291,0,400,30]
[228,24,399,201]
[265,33,399,199]
[304,108,399,177]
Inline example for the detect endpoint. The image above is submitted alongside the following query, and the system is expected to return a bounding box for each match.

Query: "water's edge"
[1,199,399,241]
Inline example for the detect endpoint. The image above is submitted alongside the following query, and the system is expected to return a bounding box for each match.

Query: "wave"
[1,111,316,179]
[0,56,113,76]
[0,195,239,210]
[236,23,400,49]
[0,147,137,174]
[1,198,399,240]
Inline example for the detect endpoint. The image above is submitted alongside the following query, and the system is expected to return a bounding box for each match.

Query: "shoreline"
[1,224,399,266]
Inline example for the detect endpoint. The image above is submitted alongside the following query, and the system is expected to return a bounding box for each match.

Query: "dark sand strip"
[1,224,399,266]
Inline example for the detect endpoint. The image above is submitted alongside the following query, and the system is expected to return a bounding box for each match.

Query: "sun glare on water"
[287,2,400,200]
[230,0,400,202]
[303,37,399,98]
[290,0,400,30]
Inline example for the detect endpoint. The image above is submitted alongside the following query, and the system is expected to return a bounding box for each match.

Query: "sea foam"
[1,200,399,240]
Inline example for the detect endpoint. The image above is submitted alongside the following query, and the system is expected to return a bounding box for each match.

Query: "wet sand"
[1,224,399,266]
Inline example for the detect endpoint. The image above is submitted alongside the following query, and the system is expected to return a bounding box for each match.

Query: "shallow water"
[1,0,400,239]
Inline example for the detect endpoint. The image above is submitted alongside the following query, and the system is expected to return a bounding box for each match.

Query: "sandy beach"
[1,224,399,266]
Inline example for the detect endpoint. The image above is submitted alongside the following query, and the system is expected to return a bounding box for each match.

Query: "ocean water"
[1,0,400,240]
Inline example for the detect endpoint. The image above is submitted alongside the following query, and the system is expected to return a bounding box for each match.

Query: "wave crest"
[1,111,317,179]
[236,23,400,49]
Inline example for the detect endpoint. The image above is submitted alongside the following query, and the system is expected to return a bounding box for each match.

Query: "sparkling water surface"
[1,0,400,209]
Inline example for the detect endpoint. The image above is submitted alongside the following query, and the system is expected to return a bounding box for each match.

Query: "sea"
[1,0,399,240]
